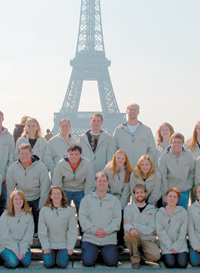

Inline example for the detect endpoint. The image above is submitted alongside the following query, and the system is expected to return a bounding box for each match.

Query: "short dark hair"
[90,113,103,122]
[67,144,82,154]
[95,171,109,181]
[133,184,147,194]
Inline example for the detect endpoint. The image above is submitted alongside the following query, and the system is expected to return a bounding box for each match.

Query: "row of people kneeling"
[0,175,200,269]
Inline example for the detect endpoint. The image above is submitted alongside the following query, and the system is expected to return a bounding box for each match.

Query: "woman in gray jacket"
[0,190,34,268]
[156,187,188,268]
[38,186,78,268]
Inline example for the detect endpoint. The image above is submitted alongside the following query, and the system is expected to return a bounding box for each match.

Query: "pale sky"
[1,0,200,139]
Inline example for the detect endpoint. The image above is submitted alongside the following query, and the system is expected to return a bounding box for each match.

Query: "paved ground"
[0,260,199,272]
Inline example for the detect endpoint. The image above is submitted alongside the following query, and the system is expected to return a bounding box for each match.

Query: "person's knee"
[4,259,19,269]
[148,249,161,262]
[43,261,54,268]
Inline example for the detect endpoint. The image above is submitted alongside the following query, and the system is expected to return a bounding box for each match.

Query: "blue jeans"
[1,248,31,268]
[177,191,190,210]
[163,252,188,268]
[81,241,118,267]
[64,190,84,213]
[189,246,200,267]
[42,249,69,268]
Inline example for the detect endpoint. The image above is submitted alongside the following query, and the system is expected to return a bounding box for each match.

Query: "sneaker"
[132,263,141,269]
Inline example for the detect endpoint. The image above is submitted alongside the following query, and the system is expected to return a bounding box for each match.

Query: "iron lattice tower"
[52,0,126,136]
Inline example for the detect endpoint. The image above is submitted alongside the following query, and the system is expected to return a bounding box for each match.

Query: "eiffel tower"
[52,0,126,136]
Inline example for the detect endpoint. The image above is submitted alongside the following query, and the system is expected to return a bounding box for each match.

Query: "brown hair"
[105,150,133,183]
[18,143,32,153]
[59,118,71,127]
[186,121,200,151]
[22,117,42,138]
[45,186,68,210]
[90,113,103,122]
[133,154,156,179]
[133,184,147,194]
[170,132,184,144]
[156,122,174,143]
[165,187,180,200]
[95,171,109,181]
[7,190,32,217]
[67,144,82,154]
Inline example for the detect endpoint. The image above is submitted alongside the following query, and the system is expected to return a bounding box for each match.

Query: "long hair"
[134,154,156,179]
[22,117,42,138]
[45,186,68,210]
[7,190,32,217]
[105,149,133,183]
[186,121,200,151]
[156,122,174,143]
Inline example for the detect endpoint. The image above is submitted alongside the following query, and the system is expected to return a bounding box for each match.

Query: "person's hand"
[3,177,6,186]
[129,228,139,237]
[95,228,107,238]
[124,219,134,226]
[43,248,51,254]
[68,249,73,255]
[169,248,178,253]
[17,252,25,260]
[196,248,200,253]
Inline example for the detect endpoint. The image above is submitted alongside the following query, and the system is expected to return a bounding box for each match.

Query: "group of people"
[0,103,200,269]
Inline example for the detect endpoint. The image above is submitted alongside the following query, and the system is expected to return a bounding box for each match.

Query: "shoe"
[132,263,141,269]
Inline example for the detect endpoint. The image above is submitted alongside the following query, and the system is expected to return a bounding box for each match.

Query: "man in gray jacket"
[113,103,156,168]
[124,184,160,268]
[78,113,115,175]
[79,172,121,267]
[0,111,15,215]
[6,143,51,236]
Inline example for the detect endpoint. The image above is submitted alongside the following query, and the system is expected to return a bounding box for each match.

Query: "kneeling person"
[79,172,121,267]
[124,184,160,268]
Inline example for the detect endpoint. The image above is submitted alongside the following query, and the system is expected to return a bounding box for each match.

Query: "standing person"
[78,113,115,174]
[155,122,174,168]
[186,121,200,203]
[38,186,78,268]
[124,184,160,269]
[52,144,94,214]
[156,188,188,268]
[7,143,51,236]
[188,183,200,267]
[79,172,121,267]
[0,190,34,268]
[0,111,15,215]
[196,156,200,185]
[44,119,76,175]
[44,129,53,142]
[158,132,195,209]
[130,155,162,207]
[13,115,29,144]
[113,103,156,168]
[103,149,133,247]
[15,117,47,162]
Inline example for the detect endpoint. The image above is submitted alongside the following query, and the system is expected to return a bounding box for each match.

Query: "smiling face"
[50,188,62,207]
[18,148,33,165]
[161,125,171,140]
[115,152,126,168]
[166,191,179,206]
[126,104,140,120]
[171,137,183,155]
[67,150,81,166]
[195,185,200,201]
[60,120,71,136]
[13,193,24,211]
[90,116,103,132]
[26,121,38,137]
[140,159,151,176]
[134,188,147,203]
[95,174,109,193]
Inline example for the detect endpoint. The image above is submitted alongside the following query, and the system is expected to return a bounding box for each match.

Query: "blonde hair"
[105,150,133,183]
[134,154,156,179]
[7,190,31,217]
[126,103,140,111]
[22,118,42,138]
[186,121,200,151]
[45,186,68,210]
[193,183,200,196]
[156,122,174,142]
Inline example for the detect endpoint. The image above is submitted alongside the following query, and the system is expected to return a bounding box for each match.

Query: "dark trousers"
[28,198,40,233]
[163,252,188,268]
